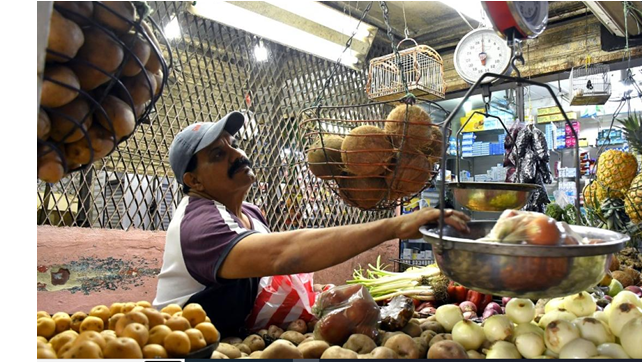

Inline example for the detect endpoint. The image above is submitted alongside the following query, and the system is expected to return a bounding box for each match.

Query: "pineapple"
[619,112,642,156]
[583,181,609,209]
[595,149,638,198]
[620,112,642,224]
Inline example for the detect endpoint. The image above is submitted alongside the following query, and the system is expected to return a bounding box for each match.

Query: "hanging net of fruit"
[38,1,171,184]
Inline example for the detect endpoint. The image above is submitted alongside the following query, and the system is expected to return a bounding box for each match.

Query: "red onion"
[459,301,478,313]
[485,302,503,314]
[482,309,499,320]
[463,311,477,320]
[624,285,642,298]
[603,295,612,302]
[502,297,512,306]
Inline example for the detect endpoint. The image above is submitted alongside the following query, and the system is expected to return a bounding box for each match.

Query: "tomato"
[526,215,561,245]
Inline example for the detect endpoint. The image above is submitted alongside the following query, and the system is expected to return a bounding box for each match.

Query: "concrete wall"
[37,226,399,313]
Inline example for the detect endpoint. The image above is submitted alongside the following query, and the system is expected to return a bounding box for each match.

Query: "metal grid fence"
[37,2,394,231]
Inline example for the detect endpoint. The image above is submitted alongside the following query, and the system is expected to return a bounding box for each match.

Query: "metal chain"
[310,1,373,107]
[380,1,412,101]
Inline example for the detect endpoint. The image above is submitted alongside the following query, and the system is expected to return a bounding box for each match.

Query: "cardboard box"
[537,106,562,116]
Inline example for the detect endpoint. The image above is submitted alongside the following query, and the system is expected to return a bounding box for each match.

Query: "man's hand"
[394,208,470,240]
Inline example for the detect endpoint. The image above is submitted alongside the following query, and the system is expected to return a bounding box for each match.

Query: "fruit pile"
[38,1,167,184]
[306,104,443,210]
[37,301,219,358]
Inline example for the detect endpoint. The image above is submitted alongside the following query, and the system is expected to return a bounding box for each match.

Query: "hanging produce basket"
[366,38,445,102]
[37,1,171,184]
[300,98,449,211]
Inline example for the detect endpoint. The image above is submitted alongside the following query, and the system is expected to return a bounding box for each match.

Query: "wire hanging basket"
[366,38,445,102]
[300,98,449,211]
[569,63,612,106]
[37,1,172,184]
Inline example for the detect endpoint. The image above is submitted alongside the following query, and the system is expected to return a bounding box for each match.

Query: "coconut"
[341,125,394,176]
[307,135,345,178]
[385,104,432,153]
[338,176,387,209]
[424,126,444,158]
[386,155,433,200]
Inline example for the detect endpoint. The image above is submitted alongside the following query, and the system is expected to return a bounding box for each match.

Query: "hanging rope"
[379,1,414,103]
[401,2,410,38]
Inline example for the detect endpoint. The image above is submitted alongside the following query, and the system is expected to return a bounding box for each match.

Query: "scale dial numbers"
[454,28,512,84]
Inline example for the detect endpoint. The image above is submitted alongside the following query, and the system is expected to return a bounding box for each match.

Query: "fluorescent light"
[464,101,473,113]
[440,1,489,26]
[164,16,181,40]
[254,42,268,62]
[187,2,375,70]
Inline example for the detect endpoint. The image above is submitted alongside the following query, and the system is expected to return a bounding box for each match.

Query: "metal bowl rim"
[448,181,541,191]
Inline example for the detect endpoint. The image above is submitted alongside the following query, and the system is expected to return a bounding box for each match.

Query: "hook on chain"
[509,36,524,78]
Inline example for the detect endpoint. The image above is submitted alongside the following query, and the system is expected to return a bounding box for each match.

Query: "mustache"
[228,157,253,178]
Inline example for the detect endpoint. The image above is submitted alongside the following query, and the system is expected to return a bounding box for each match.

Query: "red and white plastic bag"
[245,273,317,331]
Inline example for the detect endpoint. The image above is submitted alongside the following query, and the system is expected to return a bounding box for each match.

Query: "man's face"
[185,131,256,197]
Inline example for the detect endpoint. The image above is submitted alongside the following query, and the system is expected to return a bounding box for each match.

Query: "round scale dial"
[454,28,512,84]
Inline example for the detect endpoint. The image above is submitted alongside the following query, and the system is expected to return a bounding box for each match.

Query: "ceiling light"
[164,16,181,40]
[186,1,377,70]
[440,1,489,26]
[254,42,268,62]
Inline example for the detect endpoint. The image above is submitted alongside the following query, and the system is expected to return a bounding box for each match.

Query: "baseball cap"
[169,111,245,185]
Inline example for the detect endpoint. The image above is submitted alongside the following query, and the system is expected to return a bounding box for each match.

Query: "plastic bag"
[245,273,316,331]
[312,284,380,345]
[380,295,415,331]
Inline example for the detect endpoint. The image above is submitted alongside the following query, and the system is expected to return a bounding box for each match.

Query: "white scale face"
[454,28,512,84]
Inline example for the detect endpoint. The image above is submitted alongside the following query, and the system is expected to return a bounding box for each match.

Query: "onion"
[612,291,642,309]
[502,297,512,306]
[608,302,642,337]
[592,311,609,325]
[483,315,514,342]
[483,309,498,320]
[514,322,544,338]
[506,298,536,324]
[573,317,615,345]
[597,343,631,359]
[435,304,464,332]
[604,303,614,320]
[544,319,580,353]
[624,285,642,298]
[459,301,478,313]
[538,310,577,328]
[564,292,597,317]
[452,319,486,351]
[467,350,486,359]
[620,317,642,358]
[463,311,477,320]
[484,341,521,359]
[544,297,566,314]
[515,332,545,358]
[544,349,559,358]
[485,302,503,314]
[559,338,598,359]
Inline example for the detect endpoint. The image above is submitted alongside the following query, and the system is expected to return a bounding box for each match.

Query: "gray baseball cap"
[169,111,245,185]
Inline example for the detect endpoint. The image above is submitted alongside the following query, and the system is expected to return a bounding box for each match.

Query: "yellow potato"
[165,316,191,331]
[109,302,124,316]
[62,340,103,358]
[37,317,56,339]
[71,27,124,90]
[122,302,137,314]
[136,300,152,308]
[143,344,169,359]
[182,303,207,327]
[121,322,149,348]
[89,305,111,325]
[49,330,77,352]
[80,315,104,333]
[164,330,191,357]
[37,311,51,320]
[100,329,118,344]
[120,33,152,76]
[185,328,207,352]
[52,312,72,334]
[108,313,125,331]
[119,68,157,106]
[37,347,57,359]
[41,65,80,108]
[114,311,149,336]
[141,307,165,329]
[46,9,84,62]
[195,322,220,345]
[65,123,115,165]
[148,324,173,345]
[161,304,182,316]
[103,337,143,359]
[37,145,65,183]
[74,330,106,351]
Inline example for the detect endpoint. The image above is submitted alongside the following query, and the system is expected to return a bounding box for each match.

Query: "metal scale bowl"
[424,72,629,298]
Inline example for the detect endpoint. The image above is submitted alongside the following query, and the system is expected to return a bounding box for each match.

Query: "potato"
[195,322,220,345]
[140,307,165,329]
[37,145,65,183]
[41,65,80,108]
[413,337,429,358]
[103,337,143,358]
[297,340,329,358]
[161,303,182,315]
[37,336,48,345]
[114,311,149,336]
[46,10,84,62]
[108,313,124,331]
[93,1,136,35]
[467,350,485,359]
[54,1,93,25]
[100,330,117,344]
[211,350,230,359]
[182,303,207,327]
[66,123,115,165]
[268,325,284,339]
[261,340,304,359]
[427,340,468,359]
[70,312,87,333]
[186,328,207,352]
[49,97,93,143]
[80,315,104,333]
[136,300,152,308]
[249,351,263,358]
[75,330,106,350]
[161,312,172,322]
[121,322,148,347]
[61,339,104,358]
[89,305,111,325]
[52,312,71,334]
[402,321,423,337]
[164,330,191,357]
[421,320,446,333]
[49,330,77,352]
[369,346,399,359]
[148,324,172,345]
[57,341,74,357]
[216,343,242,359]
[37,311,51,319]
[119,68,157,106]
[428,333,453,348]
[243,334,265,352]
[257,329,269,338]
[37,346,57,359]
[72,27,125,90]
[142,21,164,73]
[384,333,421,359]
[287,319,308,334]
[420,329,437,345]
[320,345,359,359]
[281,330,305,345]
[173,311,183,317]
[109,302,124,316]
[343,334,377,354]
[119,33,152,76]
[143,344,168,358]
[131,305,145,313]
[234,342,252,355]
[122,302,137,313]
[381,331,404,346]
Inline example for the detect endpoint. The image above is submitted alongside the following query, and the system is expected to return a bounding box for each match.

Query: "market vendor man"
[153,111,470,337]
